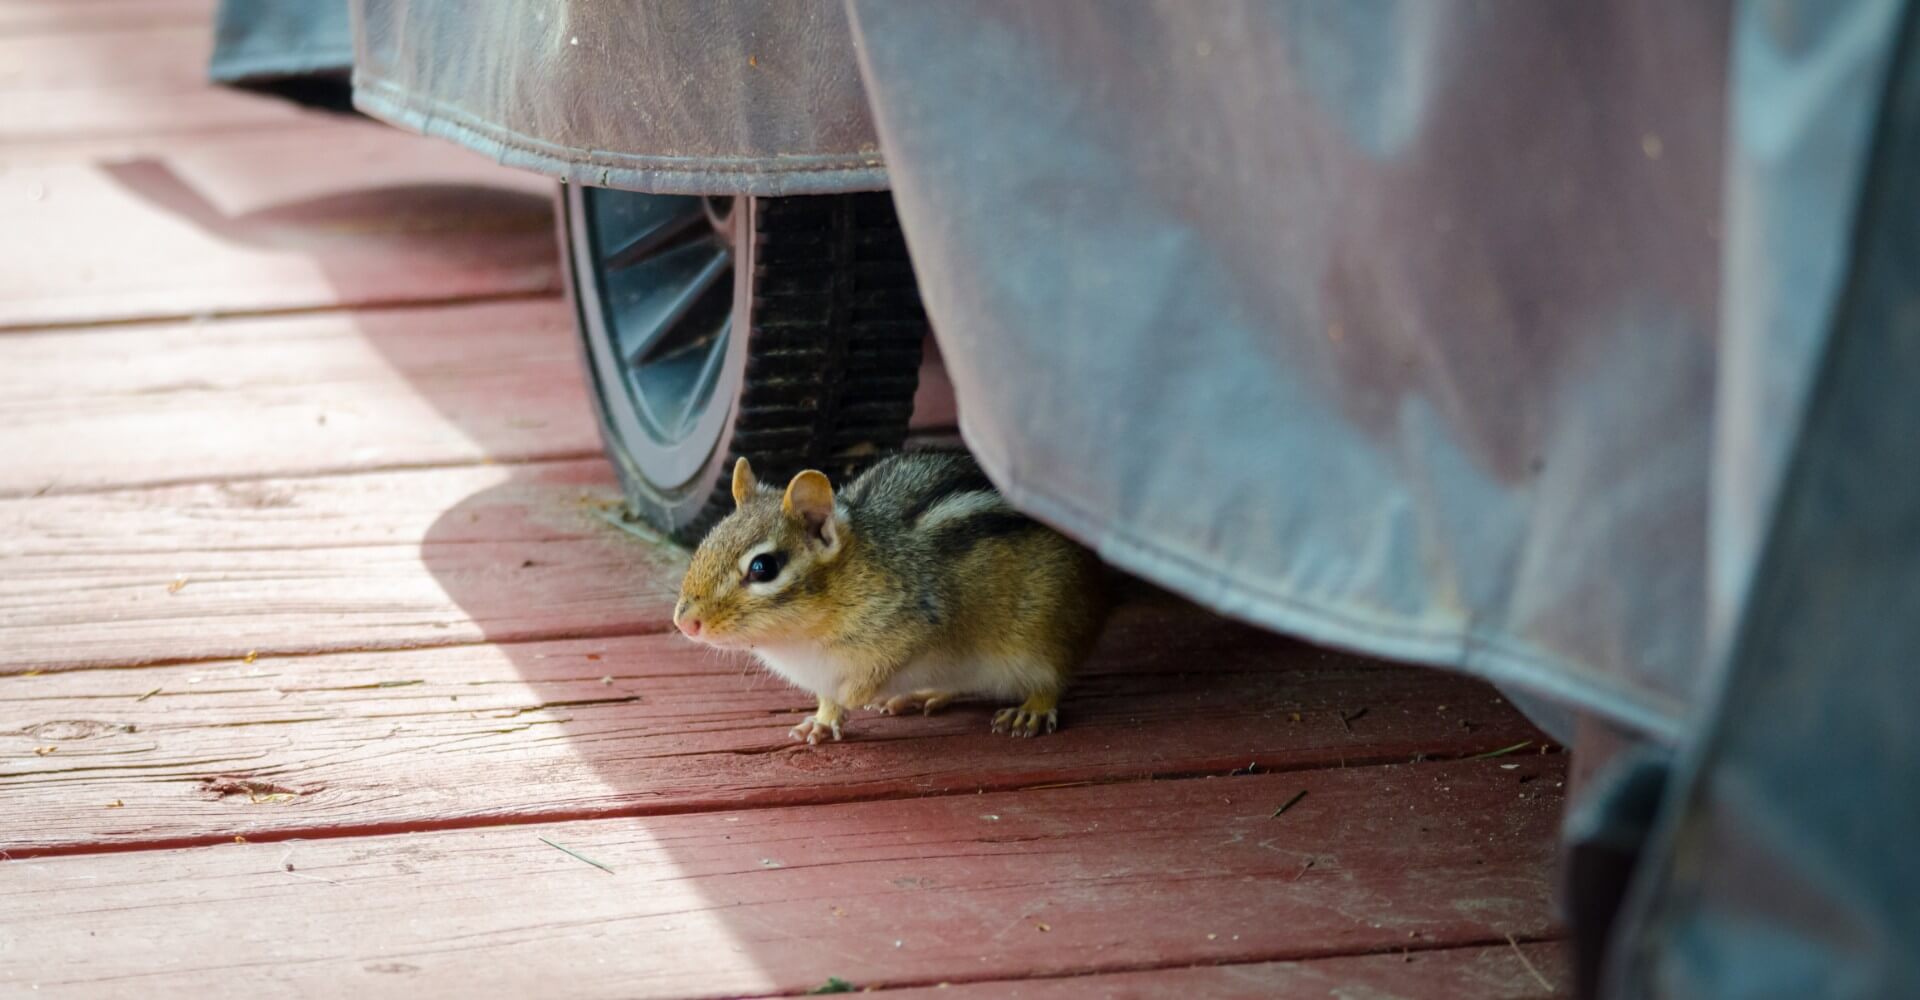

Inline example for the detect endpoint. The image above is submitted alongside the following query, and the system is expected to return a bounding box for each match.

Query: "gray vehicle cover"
[215,0,1920,995]
[209,0,351,85]
[351,1,884,195]
[844,9,1919,993]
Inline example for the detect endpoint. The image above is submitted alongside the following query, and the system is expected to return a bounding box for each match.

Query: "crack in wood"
[199,776,323,801]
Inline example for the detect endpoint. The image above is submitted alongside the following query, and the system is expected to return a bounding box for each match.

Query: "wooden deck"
[0,5,1571,997]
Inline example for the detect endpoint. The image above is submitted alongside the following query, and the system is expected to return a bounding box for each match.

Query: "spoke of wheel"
[673,316,733,437]
[625,245,732,367]
[601,200,708,271]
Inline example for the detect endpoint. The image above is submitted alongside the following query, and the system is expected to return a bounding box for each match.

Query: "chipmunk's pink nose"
[677,616,702,638]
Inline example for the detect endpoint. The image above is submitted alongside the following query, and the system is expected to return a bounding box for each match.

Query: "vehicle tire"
[560,185,929,545]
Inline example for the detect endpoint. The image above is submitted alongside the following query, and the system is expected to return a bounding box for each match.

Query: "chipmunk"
[672,449,1109,743]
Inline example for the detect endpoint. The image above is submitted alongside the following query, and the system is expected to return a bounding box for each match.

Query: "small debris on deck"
[1272,789,1308,818]
[538,836,615,874]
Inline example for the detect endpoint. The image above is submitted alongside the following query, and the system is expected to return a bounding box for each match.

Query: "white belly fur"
[752,643,1036,703]
[750,643,843,699]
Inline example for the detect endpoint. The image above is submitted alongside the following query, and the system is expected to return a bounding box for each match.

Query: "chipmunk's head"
[673,458,849,649]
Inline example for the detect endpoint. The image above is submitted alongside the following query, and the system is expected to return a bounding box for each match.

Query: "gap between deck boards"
[4,598,1556,855]
[3,448,606,502]
[4,439,961,503]
[759,936,1570,998]
[6,743,1564,861]
[3,759,1567,998]
[0,287,564,339]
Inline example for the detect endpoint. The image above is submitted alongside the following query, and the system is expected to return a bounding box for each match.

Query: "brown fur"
[674,451,1109,740]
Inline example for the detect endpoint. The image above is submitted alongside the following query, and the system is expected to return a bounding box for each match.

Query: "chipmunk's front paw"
[790,715,843,745]
[991,705,1058,738]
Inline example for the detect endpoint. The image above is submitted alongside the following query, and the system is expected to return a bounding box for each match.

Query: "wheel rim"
[571,186,748,492]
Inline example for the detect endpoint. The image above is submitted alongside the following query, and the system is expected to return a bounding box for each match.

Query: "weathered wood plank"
[2,83,324,151]
[2,410,962,674]
[0,23,218,91]
[0,300,598,495]
[911,337,959,430]
[0,1,213,38]
[0,758,1566,999]
[0,459,683,673]
[1,457,617,557]
[0,14,334,150]
[0,300,953,496]
[874,943,1569,998]
[0,124,558,329]
[0,598,1552,853]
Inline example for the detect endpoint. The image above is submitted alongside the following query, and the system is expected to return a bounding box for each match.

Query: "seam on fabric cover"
[353,76,886,177]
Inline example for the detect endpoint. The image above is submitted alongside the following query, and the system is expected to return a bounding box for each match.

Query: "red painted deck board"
[0,303,953,497]
[1,84,325,150]
[0,449,926,673]
[0,759,1566,999]
[0,14,335,149]
[876,944,1569,998]
[0,124,558,329]
[1,607,1553,853]
[0,461,681,672]
[0,23,225,92]
[0,1,214,39]
[0,301,598,495]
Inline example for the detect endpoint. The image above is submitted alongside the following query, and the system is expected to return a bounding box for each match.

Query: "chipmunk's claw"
[991,706,1057,738]
[789,715,842,744]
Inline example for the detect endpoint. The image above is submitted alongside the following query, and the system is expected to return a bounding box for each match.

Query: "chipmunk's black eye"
[746,552,784,584]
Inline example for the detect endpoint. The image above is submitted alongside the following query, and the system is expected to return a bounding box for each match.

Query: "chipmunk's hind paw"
[991,704,1058,738]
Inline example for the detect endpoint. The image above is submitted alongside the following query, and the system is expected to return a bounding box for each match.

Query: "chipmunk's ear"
[782,469,842,554]
[731,457,758,509]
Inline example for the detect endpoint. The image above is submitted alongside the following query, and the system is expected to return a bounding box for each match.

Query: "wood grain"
[0,459,684,673]
[0,23,220,91]
[0,123,558,329]
[0,300,598,495]
[0,758,1567,999]
[1,82,325,152]
[911,337,959,430]
[0,599,1553,853]
[3,408,960,675]
[0,11,335,151]
[0,1,214,39]
[0,306,954,497]
[874,943,1569,998]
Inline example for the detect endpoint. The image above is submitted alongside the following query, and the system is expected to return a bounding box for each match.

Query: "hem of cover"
[209,47,353,83]
[352,76,891,196]
[960,416,1691,746]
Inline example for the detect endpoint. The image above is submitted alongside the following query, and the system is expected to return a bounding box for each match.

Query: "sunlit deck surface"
[0,3,1570,996]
